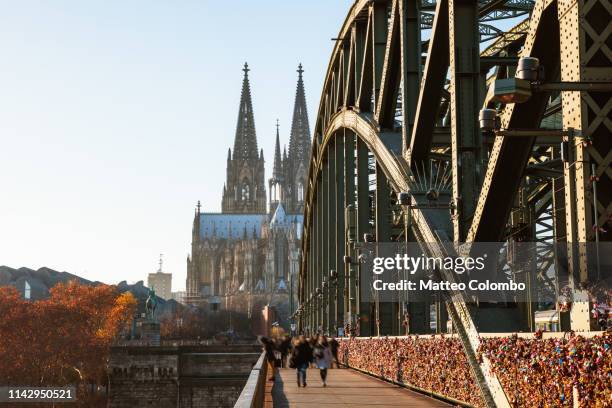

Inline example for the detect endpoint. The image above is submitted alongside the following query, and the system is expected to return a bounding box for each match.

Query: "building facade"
[148,270,172,300]
[148,255,172,300]
[185,63,311,327]
[171,291,186,304]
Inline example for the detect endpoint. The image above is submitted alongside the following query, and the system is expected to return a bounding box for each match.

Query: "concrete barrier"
[234,352,267,408]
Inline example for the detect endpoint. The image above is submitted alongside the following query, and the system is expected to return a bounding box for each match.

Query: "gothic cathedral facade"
[185,63,311,327]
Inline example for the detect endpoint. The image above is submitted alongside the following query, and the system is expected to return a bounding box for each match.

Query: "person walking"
[279,335,292,368]
[308,335,318,367]
[291,335,312,387]
[329,337,339,368]
[259,336,277,381]
[313,336,333,387]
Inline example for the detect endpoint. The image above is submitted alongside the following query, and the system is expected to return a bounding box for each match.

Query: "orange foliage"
[0,282,136,387]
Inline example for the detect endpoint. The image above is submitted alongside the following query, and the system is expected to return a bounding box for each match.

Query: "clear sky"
[0,1,353,291]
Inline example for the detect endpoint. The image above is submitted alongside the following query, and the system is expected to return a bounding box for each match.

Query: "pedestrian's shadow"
[271,373,290,408]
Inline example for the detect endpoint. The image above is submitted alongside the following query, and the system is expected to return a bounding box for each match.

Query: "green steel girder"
[420,13,506,42]
[408,0,449,166]
[448,0,482,242]
[312,0,534,143]
[334,137,346,329]
[399,0,423,152]
[357,8,374,112]
[376,0,402,129]
[467,0,559,243]
[344,131,357,327]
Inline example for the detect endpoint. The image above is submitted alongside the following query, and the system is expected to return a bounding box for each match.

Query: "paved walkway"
[265,368,450,407]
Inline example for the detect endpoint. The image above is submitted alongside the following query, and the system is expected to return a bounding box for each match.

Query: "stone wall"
[109,344,260,408]
[180,379,246,408]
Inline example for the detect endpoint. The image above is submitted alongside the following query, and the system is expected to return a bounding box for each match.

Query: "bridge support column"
[435,296,449,334]
[313,186,318,334]
[356,137,372,336]
[307,225,311,334]
[551,146,571,331]
[345,131,357,335]
[558,0,612,331]
[509,185,537,332]
[399,0,422,153]
[335,136,346,335]
[315,174,325,332]
[448,0,482,242]
[325,147,334,335]
[322,153,330,335]
[375,163,394,335]
[310,196,316,334]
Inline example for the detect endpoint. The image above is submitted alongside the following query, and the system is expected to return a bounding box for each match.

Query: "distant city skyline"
[0,1,353,290]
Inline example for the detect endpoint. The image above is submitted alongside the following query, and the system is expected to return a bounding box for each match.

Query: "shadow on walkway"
[268,371,290,408]
[266,368,450,407]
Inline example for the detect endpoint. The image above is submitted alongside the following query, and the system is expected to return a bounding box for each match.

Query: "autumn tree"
[0,282,136,391]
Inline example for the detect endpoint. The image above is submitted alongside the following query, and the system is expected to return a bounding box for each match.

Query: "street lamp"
[317,284,323,335]
[322,277,329,334]
[330,269,339,336]
[398,192,412,236]
[493,56,611,105]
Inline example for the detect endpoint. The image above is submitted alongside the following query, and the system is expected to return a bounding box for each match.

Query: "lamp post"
[316,287,323,333]
[398,192,411,333]
[345,204,357,336]
[322,277,328,334]
[308,293,313,335]
[330,269,338,335]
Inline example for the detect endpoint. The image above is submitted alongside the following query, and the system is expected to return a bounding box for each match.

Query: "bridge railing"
[234,351,267,408]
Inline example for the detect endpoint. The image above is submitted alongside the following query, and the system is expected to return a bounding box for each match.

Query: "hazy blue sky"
[0,1,353,290]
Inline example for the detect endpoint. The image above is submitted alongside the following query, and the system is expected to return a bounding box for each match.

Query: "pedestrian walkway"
[264,368,450,407]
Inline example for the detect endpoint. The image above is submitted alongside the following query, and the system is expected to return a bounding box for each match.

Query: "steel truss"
[298,0,610,406]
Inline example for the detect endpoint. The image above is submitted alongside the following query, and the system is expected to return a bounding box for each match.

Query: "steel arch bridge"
[296,0,610,405]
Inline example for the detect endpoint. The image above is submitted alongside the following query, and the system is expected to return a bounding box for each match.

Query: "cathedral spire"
[233,62,258,159]
[273,120,282,178]
[222,62,267,214]
[192,201,201,243]
[288,63,311,166]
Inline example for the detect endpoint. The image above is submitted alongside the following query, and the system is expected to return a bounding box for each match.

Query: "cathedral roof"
[270,203,286,225]
[270,203,304,228]
[199,213,266,240]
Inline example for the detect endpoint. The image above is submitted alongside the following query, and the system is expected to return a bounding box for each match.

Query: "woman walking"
[291,335,313,387]
[313,336,333,387]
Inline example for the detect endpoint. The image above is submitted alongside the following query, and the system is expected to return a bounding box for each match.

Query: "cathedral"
[185,63,311,327]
